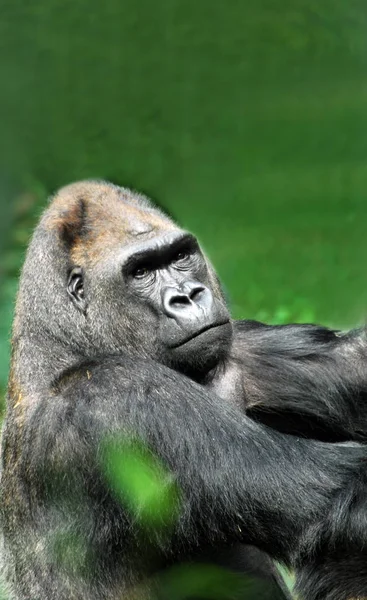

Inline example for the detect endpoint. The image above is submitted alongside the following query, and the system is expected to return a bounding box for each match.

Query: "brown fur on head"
[41,179,224,300]
[43,180,177,267]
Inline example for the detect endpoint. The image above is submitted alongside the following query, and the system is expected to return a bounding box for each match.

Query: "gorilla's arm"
[230,320,367,441]
[19,356,367,599]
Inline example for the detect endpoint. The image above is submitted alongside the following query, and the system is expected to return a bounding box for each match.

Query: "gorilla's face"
[68,229,232,380]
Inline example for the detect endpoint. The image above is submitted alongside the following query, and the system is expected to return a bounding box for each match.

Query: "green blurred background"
[1,0,367,402]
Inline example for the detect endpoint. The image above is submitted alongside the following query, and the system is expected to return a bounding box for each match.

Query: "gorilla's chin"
[166,322,233,381]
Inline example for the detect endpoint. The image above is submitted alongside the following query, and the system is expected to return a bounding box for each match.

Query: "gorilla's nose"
[162,282,213,320]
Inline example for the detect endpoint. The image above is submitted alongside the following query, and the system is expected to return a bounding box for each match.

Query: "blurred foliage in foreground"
[0,433,295,599]
[101,435,291,599]
[102,436,180,532]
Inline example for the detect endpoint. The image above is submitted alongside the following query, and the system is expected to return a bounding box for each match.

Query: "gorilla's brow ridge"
[122,232,198,271]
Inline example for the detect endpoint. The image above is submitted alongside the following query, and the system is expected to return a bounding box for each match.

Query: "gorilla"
[1,180,367,600]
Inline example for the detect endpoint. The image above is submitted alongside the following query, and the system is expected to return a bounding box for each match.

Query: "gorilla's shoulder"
[50,355,193,400]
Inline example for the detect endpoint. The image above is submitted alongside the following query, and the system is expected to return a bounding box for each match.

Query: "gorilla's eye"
[173,250,189,263]
[132,266,150,279]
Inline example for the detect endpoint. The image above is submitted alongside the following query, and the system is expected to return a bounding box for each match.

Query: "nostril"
[169,293,191,308]
[189,286,205,302]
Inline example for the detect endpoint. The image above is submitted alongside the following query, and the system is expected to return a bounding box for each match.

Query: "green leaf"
[101,436,180,530]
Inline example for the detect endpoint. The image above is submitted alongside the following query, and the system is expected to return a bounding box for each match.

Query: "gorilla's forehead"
[42,179,179,265]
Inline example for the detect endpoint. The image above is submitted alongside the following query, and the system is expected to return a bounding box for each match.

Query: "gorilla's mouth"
[171,320,230,349]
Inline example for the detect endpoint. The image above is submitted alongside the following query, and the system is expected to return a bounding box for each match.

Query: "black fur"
[231,321,367,442]
[1,180,367,600]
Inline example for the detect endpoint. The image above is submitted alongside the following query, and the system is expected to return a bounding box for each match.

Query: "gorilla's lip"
[170,320,230,349]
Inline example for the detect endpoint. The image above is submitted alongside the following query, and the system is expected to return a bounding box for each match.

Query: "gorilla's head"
[18,181,232,381]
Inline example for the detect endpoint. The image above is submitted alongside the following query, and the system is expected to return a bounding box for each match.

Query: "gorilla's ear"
[67,267,86,313]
